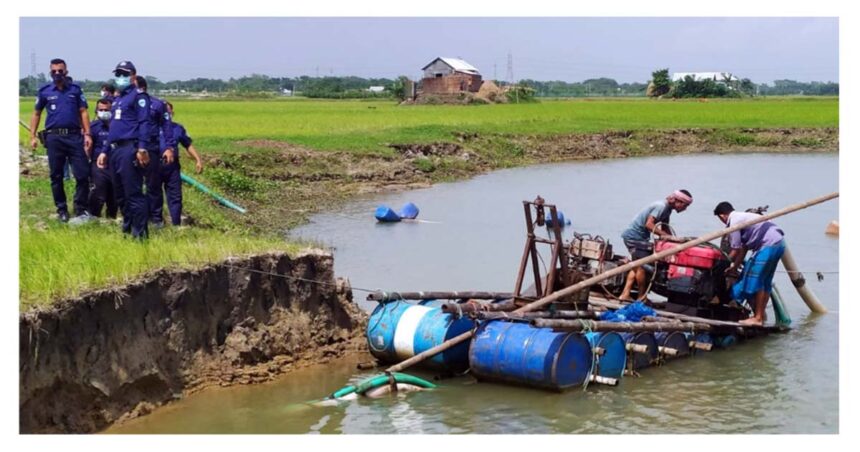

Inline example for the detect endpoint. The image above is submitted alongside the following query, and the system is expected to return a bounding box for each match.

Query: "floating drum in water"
[398,202,420,220]
[713,334,737,349]
[469,321,594,391]
[621,332,659,370]
[586,332,627,381]
[366,301,474,372]
[374,205,401,222]
[655,332,691,359]
[544,210,571,228]
[825,220,839,236]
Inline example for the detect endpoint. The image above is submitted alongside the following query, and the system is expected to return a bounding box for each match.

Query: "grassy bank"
[19,169,300,309]
[18,96,838,307]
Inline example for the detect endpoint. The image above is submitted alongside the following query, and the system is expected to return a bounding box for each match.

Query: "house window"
[435,73,443,78]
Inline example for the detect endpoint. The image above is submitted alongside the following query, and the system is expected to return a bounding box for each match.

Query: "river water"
[110,153,839,434]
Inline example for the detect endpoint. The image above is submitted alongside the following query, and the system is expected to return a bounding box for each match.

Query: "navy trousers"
[110,141,149,239]
[144,145,164,224]
[46,133,90,215]
[160,159,183,225]
[88,159,117,218]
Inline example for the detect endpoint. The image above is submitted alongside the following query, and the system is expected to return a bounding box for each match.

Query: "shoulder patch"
[138,98,147,108]
[164,112,170,120]
[81,93,87,102]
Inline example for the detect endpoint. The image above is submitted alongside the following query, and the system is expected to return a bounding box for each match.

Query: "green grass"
[19,172,297,309]
[20,96,839,155]
[18,96,838,308]
[19,223,300,309]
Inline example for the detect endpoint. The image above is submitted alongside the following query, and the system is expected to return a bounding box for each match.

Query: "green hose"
[325,372,437,401]
[770,285,792,328]
[180,173,247,214]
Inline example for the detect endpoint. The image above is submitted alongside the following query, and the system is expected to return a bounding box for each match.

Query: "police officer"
[158,102,204,225]
[135,76,175,229]
[96,61,150,239]
[100,82,117,103]
[29,58,93,222]
[88,98,117,218]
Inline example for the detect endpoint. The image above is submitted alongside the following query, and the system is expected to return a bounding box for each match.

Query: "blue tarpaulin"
[599,301,656,323]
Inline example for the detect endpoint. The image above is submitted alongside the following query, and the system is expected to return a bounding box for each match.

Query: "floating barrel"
[374,205,401,222]
[469,321,594,391]
[398,202,420,219]
[366,301,474,372]
[713,334,738,349]
[655,332,691,359]
[585,332,627,381]
[621,332,659,370]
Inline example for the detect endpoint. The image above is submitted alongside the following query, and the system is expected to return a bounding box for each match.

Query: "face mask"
[115,75,131,90]
[97,111,111,121]
[100,90,109,97]
[51,72,66,84]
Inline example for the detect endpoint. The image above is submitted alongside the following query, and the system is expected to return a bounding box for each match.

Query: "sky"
[19,17,838,84]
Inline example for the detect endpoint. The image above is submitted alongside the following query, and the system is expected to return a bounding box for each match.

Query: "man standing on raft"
[714,201,786,326]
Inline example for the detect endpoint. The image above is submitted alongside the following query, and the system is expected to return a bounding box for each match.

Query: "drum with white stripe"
[366,300,475,372]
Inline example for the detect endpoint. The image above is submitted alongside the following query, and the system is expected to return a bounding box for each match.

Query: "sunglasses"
[50,69,65,75]
[114,70,131,77]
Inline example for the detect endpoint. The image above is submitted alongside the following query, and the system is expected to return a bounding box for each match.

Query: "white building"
[366,86,386,93]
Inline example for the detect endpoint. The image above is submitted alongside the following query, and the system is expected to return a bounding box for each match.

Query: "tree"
[739,78,756,96]
[648,68,671,97]
[389,76,411,101]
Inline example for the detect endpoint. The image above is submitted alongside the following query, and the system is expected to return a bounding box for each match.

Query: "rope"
[222,264,379,293]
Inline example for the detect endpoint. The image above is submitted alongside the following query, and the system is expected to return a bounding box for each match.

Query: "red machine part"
[655,240,723,269]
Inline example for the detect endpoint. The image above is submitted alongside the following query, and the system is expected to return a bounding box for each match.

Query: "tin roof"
[423,57,481,75]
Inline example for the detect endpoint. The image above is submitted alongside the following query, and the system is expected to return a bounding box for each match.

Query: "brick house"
[420,57,483,95]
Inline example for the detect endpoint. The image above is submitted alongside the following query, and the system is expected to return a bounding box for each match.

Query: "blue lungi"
[731,240,786,303]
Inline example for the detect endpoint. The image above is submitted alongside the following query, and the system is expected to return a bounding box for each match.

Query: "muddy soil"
[19,251,368,433]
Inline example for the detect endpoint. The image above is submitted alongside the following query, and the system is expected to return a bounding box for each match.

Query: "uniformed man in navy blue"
[88,98,117,218]
[100,82,117,103]
[96,61,151,239]
[159,102,204,226]
[135,76,175,229]
[29,58,93,222]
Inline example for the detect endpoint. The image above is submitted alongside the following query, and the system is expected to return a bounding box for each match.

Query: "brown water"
[110,153,839,434]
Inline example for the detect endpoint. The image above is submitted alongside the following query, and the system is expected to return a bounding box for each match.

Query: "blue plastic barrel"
[621,332,659,370]
[544,211,570,228]
[586,332,627,380]
[469,321,594,391]
[713,334,737,348]
[374,205,401,222]
[366,301,474,372]
[655,332,691,359]
[398,202,420,219]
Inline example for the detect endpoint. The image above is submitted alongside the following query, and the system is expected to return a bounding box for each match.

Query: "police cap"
[114,60,136,75]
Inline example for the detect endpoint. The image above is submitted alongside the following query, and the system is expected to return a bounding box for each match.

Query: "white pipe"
[780,245,828,314]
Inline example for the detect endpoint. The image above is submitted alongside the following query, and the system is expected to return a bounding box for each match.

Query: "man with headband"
[619,189,693,301]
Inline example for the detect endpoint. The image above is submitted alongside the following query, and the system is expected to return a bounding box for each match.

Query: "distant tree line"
[519,78,648,97]
[18,73,399,98]
[646,68,838,99]
[19,72,838,98]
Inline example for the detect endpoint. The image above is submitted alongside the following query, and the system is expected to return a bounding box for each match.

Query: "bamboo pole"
[780,245,828,313]
[440,299,517,314]
[470,310,598,321]
[383,192,837,374]
[531,319,711,333]
[368,291,515,302]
